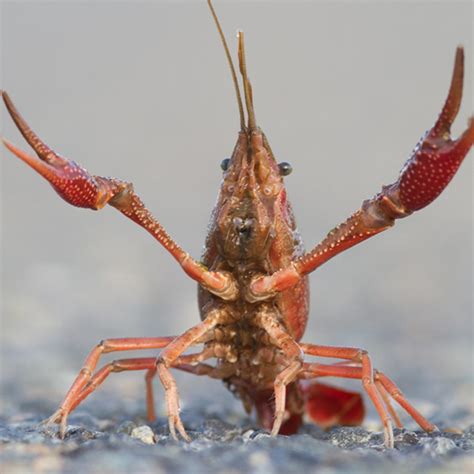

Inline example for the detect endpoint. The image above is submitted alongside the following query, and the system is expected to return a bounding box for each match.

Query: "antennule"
[207,0,246,131]
[237,30,257,131]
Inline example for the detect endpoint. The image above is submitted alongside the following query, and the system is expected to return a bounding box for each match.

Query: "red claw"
[2,91,121,210]
[397,47,473,212]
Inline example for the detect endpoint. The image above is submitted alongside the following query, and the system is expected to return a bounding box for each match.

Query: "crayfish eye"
[220,158,231,171]
[278,162,293,176]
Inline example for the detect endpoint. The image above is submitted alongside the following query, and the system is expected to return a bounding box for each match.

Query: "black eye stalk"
[222,158,292,176]
[278,162,292,176]
[221,158,230,171]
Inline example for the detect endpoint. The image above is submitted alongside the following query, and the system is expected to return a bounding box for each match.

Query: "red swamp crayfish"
[2,1,472,448]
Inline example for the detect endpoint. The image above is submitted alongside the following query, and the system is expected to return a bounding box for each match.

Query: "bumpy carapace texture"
[2,1,473,448]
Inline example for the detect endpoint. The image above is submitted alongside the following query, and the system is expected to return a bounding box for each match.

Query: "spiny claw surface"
[396,47,473,212]
[1,91,123,210]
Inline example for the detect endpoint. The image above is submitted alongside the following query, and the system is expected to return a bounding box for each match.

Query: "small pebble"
[242,429,255,442]
[130,425,156,445]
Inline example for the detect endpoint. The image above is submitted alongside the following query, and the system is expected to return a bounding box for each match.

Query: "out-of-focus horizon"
[1,1,472,423]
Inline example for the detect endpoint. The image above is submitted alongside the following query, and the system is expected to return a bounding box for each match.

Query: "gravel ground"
[1,386,473,474]
[1,409,473,474]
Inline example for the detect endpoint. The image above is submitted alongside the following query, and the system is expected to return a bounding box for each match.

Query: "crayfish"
[2,1,472,448]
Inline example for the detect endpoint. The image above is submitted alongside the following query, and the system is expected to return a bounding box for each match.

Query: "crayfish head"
[206,2,296,265]
[214,130,290,263]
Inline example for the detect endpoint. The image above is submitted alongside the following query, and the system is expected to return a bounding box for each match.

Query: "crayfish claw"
[395,48,473,213]
[1,90,66,167]
[453,115,474,158]
[3,134,108,210]
[2,137,62,185]
[431,46,464,138]
[1,92,125,210]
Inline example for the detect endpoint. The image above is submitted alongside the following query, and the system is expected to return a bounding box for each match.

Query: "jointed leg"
[59,353,227,435]
[376,370,434,432]
[255,310,303,436]
[301,361,432,432]
[46,337,175,438]
[300,342,436,447]
[300,342,435,432]
[156,308,229,440]
[375,378,403,429]
[69,349,217,415]
[145,368,157,421]
[299,350,395,447]
[69,357,157,414]
[359,352,394,448]
[175,362,236,379]
[144,347,217,423]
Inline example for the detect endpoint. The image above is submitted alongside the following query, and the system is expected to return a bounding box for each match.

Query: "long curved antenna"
[238,30,257,131]
[207,0,246,131]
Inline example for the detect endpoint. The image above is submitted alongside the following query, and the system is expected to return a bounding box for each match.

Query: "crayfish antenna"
[207,0,246,131]
[238,30,257,131]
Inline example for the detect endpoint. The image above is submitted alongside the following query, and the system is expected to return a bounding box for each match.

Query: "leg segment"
[145,368,157,422]
[302,363,434,433]
[156,309,227,440]
[300,342,436,446]
[300,350,395,447]
[144,347,216,423]
[360,352,394,449]
[68,349,217,415]
[300,343,435,432]
[69,358,157,414]
[155,364,190,441]
[173,362,236,379]
[376,370,435,432]
[46,337,175,438]
[375,378,403,429]
[254,310,303,436]
[247,48,473,301]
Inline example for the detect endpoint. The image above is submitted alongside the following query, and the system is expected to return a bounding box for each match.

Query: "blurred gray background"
[1,1,472,427]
